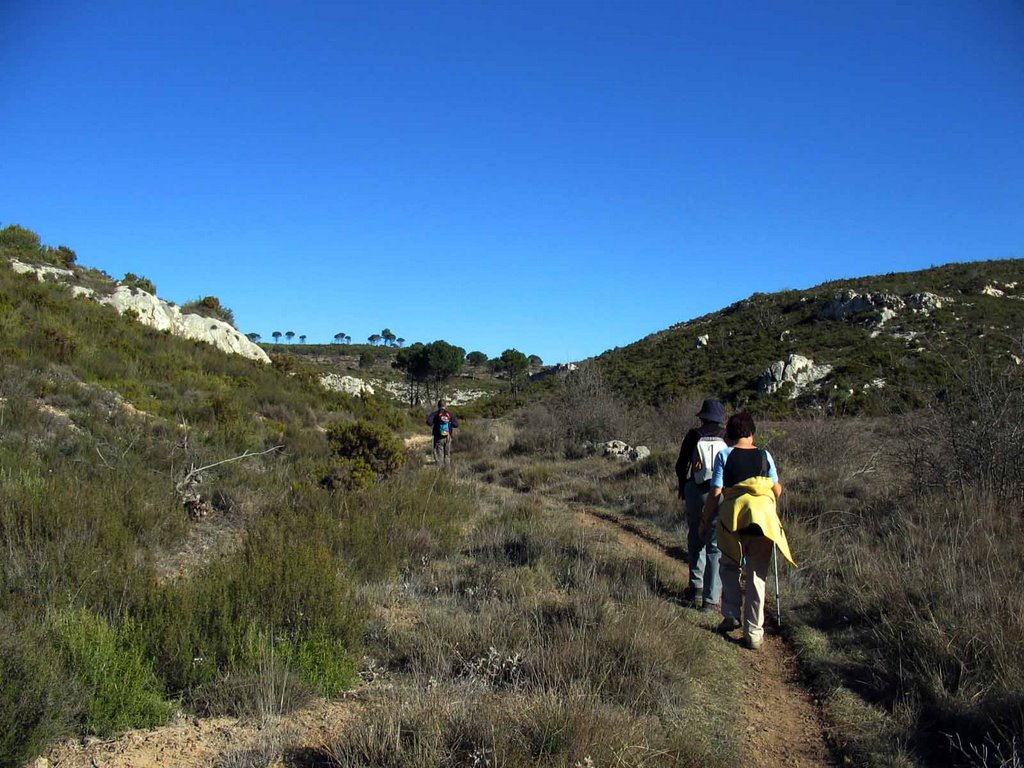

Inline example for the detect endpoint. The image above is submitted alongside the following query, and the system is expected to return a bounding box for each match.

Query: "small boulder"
[601,440,630,458]
[629,446,652,462]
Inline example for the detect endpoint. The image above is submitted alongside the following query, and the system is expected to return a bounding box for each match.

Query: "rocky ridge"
[10,260,270,364]
[318,374,490,405]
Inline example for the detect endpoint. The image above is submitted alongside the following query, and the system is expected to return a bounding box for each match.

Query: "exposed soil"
[42,698,362,768]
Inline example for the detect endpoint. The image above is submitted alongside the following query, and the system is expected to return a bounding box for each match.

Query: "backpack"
[692,434,726,484]
[437,410,452,438]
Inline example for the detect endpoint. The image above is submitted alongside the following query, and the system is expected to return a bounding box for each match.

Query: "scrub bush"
[0,620,78,767]
[50,608,173,736]
[325,420,405,481]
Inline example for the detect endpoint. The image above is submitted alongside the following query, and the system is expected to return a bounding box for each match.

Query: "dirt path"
[43,697,362,768]
[575,505,835,768]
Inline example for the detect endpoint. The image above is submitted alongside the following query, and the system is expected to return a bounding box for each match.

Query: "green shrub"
[188,628,315,720]
[141,510,364,694]
[121,272,156,294]
[0,224,43,260]
[181,295,235,326]
[50,608,173,736]
[325,420,405,481]
[0,620,78,767]
[285,630,359,697]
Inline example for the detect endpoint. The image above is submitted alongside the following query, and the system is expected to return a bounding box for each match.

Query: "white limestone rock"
[759,354,833,398]
[906,292,946,313]
[10,260,74,281]
[377,380,488,406]
[820,290,904,325]
[8,260,270,364]
[600,440,650,462]
[629,446,652,462]
[320,374,375,396]
[102,287,270,363]
[601,440,630,458]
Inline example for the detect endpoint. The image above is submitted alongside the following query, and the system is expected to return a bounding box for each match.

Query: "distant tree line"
[393,340,466,405]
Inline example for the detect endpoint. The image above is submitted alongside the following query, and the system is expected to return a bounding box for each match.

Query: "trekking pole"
[773,543,781,628]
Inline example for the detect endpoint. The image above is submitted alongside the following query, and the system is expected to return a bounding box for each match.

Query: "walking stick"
[773,543,781,628]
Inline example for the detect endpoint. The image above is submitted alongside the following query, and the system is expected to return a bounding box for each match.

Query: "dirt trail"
[576,506,835,768]
[43,698,361,768]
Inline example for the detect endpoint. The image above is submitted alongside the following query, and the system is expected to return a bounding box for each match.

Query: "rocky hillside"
[271,342,515,406]
[8,258,269,363]
[597,259,1023,412]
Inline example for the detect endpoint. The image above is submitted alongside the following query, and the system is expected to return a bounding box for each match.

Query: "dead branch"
[176,445,284,519]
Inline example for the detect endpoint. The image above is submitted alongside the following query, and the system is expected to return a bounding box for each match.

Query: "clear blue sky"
[2,1,1022,364]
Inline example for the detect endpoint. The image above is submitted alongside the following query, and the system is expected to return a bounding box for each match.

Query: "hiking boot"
[681,587,702,609]
[701,601,720,615]
[744,635,763,651]
[716,616,741,634]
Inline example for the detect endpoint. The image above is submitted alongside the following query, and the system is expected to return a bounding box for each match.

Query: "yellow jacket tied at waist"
[716,476,795,567]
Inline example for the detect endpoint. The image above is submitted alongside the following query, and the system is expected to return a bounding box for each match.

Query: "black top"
[722,447,769,488]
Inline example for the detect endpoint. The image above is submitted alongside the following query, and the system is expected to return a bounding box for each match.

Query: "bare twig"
[176,445,284,519]
[178,445,285,485]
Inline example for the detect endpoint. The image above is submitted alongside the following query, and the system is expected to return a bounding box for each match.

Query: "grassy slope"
[596,259,1024,412]
[0,256,438,764]
[0,241,743,767]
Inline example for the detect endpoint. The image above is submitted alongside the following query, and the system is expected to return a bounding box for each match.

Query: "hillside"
[265,342,514,406]
[2,224,1021,768]
[597,259,1023,412]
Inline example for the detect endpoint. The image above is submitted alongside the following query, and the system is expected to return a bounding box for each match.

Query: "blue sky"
[2,1,1022,364]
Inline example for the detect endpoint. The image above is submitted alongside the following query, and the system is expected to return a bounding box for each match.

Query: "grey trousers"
[684,480,721,606]
[433,436,452,468]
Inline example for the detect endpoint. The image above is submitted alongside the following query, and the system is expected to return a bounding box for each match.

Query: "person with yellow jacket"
[701,412,795,651]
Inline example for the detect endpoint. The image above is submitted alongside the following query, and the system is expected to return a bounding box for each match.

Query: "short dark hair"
[726,412,756,442]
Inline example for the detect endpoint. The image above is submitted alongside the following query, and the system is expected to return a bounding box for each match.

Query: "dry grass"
[470,360,1024,768]
[319,490,743,767]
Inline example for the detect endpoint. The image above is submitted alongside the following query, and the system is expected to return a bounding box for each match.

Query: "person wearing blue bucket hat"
[674,398,728,611]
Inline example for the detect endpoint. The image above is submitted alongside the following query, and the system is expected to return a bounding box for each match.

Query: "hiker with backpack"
[702,411,794,651]
[426,398,459,469]
[675,398,728,612]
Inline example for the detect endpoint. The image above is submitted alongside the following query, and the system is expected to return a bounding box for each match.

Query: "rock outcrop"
[10,260,270,363]
[821,289,949,327]
[598,440,651,462]
[320,374,375,397]
[820,290,904,324]
[758,354,832,398]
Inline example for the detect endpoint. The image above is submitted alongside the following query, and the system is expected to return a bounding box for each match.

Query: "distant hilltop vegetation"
[596,259,1024,413]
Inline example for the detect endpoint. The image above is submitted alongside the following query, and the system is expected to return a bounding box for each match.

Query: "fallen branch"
[176,445,284,519]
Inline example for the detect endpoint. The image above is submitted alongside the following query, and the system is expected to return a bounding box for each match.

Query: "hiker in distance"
[702,411,795,651]
[674,398,728,613]
[426,398,459,469]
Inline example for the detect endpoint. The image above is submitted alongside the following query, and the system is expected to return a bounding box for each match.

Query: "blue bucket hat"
[696,398,725,424]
